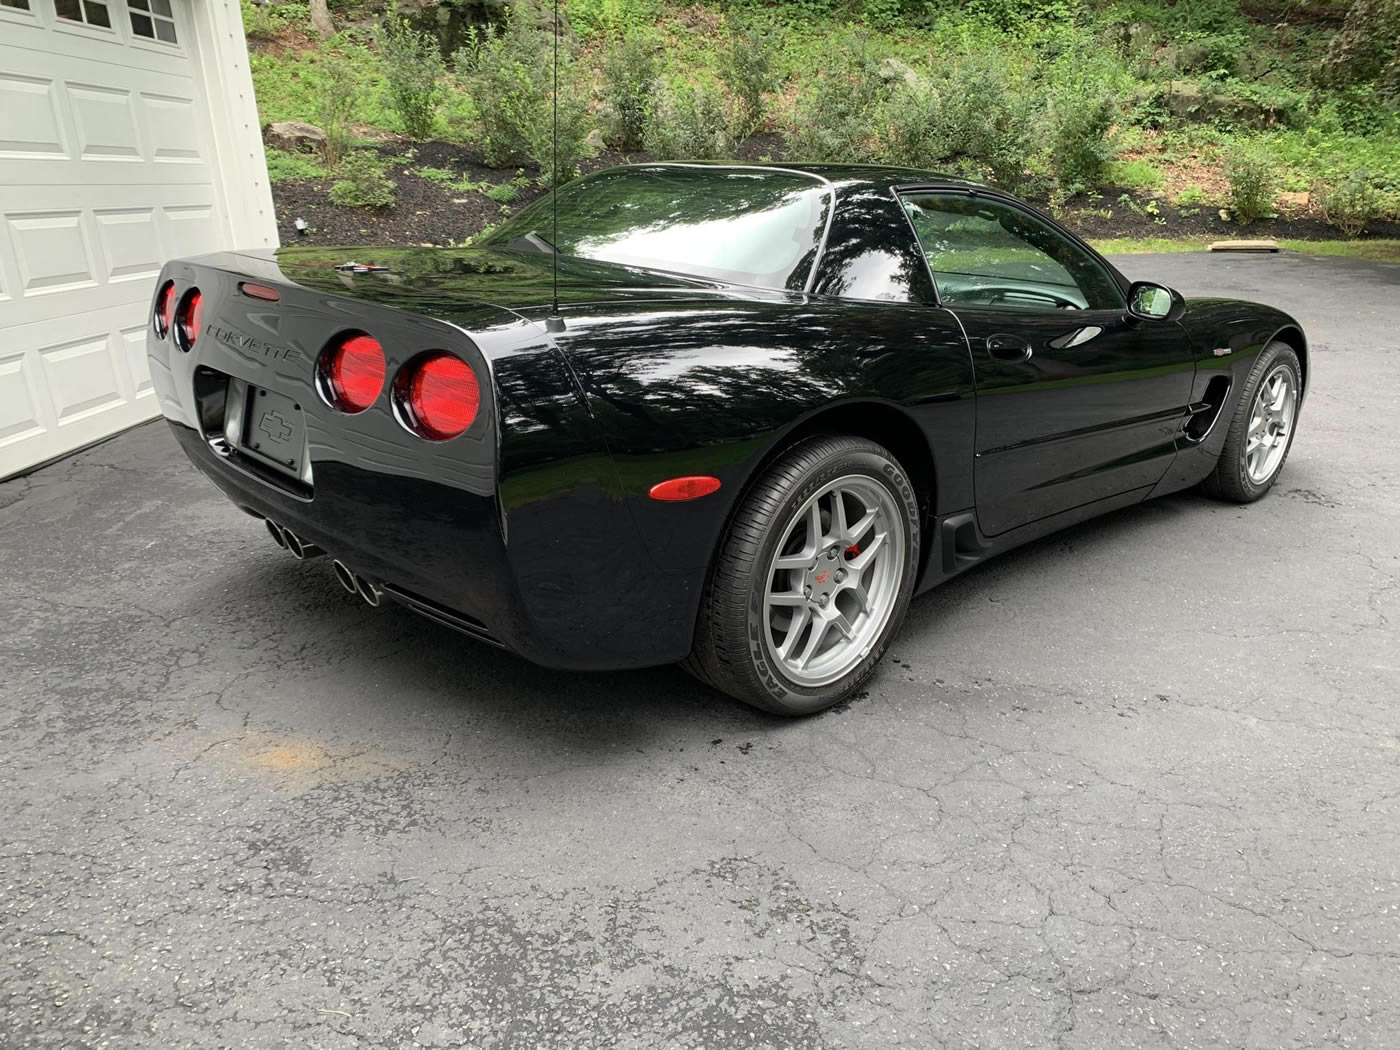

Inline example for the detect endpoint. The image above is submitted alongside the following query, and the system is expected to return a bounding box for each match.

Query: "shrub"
[934,56,1037,188]
[786,35,883,163]
[566,0,658,43]
[242,0,309,39]
[375,5,445,140]
[329,150,396,208]
[1048,91,1117,196]
[720,17,783,139]
[644,79,732,160]
[599,28,657,151]
[310,45,361,169]
[455,10,593,183]
[1225,146,1277,225]
[1317,172,1388,238]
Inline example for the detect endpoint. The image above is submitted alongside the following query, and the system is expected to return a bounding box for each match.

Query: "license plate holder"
[240,385,306,478]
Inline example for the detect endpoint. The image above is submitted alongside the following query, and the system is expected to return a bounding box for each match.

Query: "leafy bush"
[329,150,396,208]
[1048,92,1117,195]
[786,35,883,163]
[242,0,309,39]
[265,148,327,182]
[599,29,657,150]
[935,56,1037,188]
[720,17,783,139]
[1317,172,1388,238]
[310,44,362,169]
[1225,146,1277,224]
[1044,48,1123,195]
[1317,0,1400,101]
[644,79,732,160]
[456,9,593,183]
[374,5,445,140]
[566,0,658,43]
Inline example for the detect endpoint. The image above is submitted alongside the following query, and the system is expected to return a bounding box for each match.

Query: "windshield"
[483,166,831,291]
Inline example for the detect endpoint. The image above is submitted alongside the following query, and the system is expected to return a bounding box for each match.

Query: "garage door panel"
[119,324,155,397]
[0,71,69,158]
[161,202,216,258]
[41,335,125,424]
[7,210,99,296]
[141,92,202,163]
[0,350,48,448]
[69,82,143,161]
[94,207,163,283]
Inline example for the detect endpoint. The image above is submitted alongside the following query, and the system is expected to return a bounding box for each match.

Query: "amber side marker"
[649,476,722,502]
[240,282,281,301]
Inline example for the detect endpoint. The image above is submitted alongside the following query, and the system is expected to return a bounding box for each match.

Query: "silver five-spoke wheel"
[763,475,905,688]
[1245,365,1297,484]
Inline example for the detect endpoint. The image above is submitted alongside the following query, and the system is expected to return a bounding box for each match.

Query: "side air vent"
[1184,375,1233,442]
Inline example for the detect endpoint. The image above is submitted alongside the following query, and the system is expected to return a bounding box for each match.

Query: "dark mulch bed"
[271,136,1400,248]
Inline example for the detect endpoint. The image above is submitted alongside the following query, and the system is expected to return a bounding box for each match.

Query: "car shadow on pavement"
[180,475,1289,768]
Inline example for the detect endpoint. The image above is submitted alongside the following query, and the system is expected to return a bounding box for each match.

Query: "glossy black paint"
[147,164,1308,671]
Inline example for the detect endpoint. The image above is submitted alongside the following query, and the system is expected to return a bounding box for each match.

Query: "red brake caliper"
[844,544,860,558]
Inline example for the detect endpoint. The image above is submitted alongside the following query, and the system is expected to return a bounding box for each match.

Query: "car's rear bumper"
[166,419,701,671]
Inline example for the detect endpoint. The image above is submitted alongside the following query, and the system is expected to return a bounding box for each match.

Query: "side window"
[900,193,1125,312]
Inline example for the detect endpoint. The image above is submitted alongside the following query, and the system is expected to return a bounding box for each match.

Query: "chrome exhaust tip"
[354,576,383,608]
[265,518,287,549]
[332,559,358,596]
[285,529,307,559]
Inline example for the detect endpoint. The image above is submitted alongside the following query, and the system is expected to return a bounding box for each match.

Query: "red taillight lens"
[175,288,203,350]
[398,352,479,441]
[322,333,386,413]
[154,281,175,338]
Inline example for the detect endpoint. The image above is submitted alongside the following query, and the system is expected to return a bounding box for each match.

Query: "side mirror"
[1127,281,1185,323]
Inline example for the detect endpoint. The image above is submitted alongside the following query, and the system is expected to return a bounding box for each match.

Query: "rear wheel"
[1201,341,1302,503]
[684,436,921,715]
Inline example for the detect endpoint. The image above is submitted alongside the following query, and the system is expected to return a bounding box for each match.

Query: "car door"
[900,191,1197,537]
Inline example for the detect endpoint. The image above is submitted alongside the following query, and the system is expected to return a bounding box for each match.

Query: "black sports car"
[148,163,1306,714]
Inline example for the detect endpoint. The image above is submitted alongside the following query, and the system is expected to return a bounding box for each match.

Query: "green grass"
[1091,236,1400,264]
[1278,239,1400,264]
[264,148,327,182]
[1090,237,1212,254]
[1107,158,1165,190]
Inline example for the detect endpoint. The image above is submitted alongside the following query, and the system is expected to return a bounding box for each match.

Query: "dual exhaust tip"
[332,559,383,608]
[264,517,382,607]
[264,518,322,561]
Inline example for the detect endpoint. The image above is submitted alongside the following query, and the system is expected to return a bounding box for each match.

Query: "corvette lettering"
[206,323,301,363]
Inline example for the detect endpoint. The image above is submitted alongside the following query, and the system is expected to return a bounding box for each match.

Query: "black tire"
[1201,341,1303,503]
[683,435,922,716]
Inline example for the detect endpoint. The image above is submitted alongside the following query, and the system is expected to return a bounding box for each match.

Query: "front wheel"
[684,436,921,716]
[1201,341,1303,503]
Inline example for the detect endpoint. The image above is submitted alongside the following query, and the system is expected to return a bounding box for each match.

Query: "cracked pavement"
[2,252,1397,1049]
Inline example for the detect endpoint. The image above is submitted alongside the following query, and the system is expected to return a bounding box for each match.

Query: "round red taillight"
[397,352,480,441]
[174,288,203,351]
[154,281,175,338]
[321,333,386,413]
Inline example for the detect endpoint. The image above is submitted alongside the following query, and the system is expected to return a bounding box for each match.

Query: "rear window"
[484,166,831,292]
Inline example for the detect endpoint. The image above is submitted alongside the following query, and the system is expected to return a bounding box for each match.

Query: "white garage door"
[0,0,268,478]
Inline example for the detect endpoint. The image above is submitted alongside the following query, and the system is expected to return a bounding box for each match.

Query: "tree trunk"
[309,0,334,38]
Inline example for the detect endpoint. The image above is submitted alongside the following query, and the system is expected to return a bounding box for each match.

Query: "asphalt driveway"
[3,251,1397,1049]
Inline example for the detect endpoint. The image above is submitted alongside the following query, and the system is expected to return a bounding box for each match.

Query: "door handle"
[986,334,1033,362]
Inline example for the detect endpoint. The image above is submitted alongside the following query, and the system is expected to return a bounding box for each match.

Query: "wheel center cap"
[805,550,842,603]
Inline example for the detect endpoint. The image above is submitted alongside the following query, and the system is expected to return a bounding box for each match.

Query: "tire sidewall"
[1228,345,1302,500]
[742,445,921,715]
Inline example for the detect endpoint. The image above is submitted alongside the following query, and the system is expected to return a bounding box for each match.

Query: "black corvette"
[148,163,1306,714]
